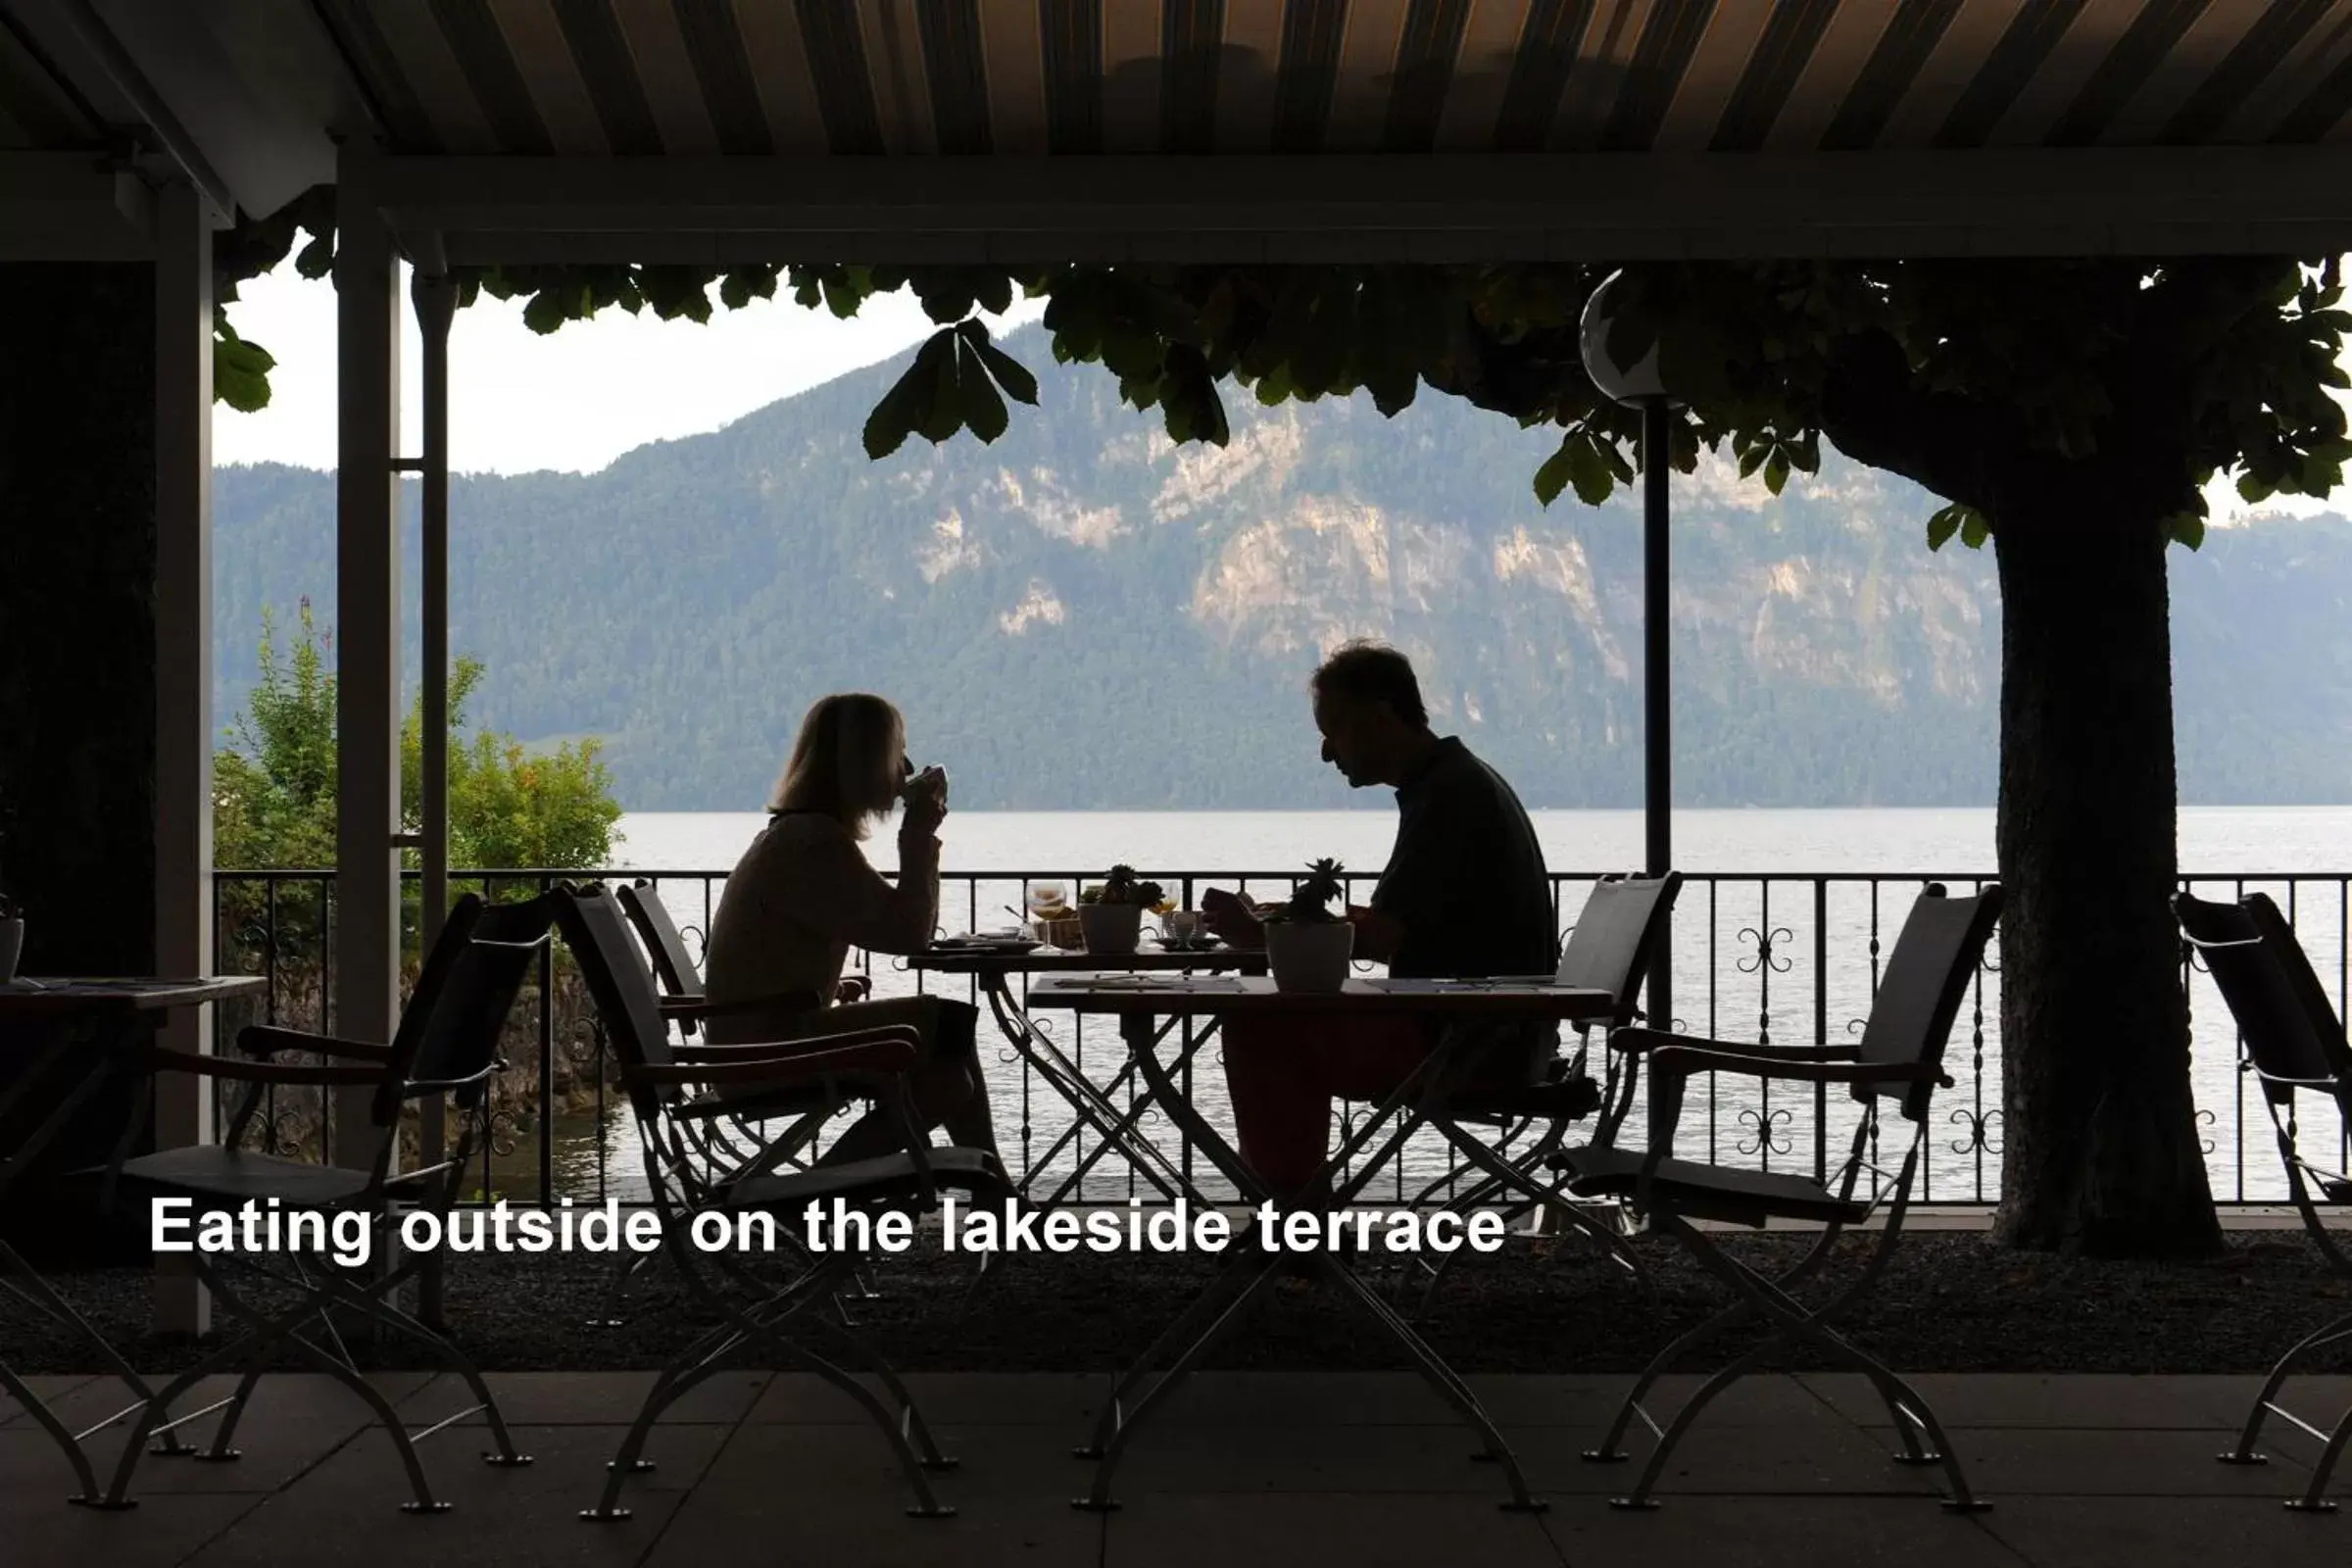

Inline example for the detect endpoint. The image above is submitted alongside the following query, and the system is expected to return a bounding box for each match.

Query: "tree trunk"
[1986,496,2221,1255]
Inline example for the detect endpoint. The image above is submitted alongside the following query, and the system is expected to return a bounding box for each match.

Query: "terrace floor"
[3,1369,2344,1567]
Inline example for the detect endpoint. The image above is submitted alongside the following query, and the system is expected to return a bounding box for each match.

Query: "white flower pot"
[1265,919,1353,994]
[1077,902,1144,956]
[0,917,21,984]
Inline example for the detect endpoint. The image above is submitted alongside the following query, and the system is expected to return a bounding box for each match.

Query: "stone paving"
[3,1369,2345,1566]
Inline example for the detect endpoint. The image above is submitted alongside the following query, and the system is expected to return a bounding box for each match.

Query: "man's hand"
[1200,887,1265,947]
[1346,904,1406,964]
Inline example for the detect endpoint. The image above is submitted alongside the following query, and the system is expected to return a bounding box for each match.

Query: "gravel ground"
[8,1231,2349,1377]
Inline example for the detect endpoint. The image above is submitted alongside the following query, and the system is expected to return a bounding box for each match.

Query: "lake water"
[552,807,2352,1207]
[607,805,2351,879]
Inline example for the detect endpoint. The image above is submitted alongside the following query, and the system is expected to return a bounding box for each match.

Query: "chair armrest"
[671,1024,923,1063]
[150,1047,381,1087]
[1607,1026,1860,1062]
[2256,1066,2348,1092]
[629,1036,918,1088]
[659,989,823,1021]
[403,1064,499,1098]
[235,1024,396,1062]
[1648,1045,1942,1088]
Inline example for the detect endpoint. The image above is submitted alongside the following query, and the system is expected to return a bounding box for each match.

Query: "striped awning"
[307,0,2352,160]
[11,2,2352,261]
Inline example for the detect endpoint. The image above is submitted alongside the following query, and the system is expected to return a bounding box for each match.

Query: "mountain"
[211,327,2352,810]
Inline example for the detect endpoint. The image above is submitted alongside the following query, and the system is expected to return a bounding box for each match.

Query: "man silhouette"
[1203,641,1556,1198]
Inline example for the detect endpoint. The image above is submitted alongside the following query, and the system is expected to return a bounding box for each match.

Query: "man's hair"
[1311,640,1428,728]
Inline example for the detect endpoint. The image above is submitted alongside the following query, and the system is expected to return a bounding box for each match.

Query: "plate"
[931,936,1043,955]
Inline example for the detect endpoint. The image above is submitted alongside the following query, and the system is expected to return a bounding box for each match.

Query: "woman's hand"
[900,765,950,839]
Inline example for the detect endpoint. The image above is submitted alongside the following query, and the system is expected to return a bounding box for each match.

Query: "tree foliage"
[214,196,2347,544]
[213,600,622,870]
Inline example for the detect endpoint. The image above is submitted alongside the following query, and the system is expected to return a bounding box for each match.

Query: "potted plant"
[1260,858,1353,993]
[1076,864,1165,956]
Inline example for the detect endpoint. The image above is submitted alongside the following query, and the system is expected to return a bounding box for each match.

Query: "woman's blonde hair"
[768,693,906,838]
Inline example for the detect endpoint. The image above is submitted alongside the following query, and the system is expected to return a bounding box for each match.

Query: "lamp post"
[1579,274,1675,1029]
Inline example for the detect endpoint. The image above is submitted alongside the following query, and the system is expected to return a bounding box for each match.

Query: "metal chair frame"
[87,891,557,1513]
[555,884,1014,1524]
[2178,889,2352,1512]
[1387,873,1685,1311]
[1558,882,2002,1512]
[616,877,854,1182]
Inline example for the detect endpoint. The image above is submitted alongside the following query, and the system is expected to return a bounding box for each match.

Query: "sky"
[211,265,2328,523]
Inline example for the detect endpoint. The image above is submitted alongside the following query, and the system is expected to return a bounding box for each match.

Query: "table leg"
[1034,1016,1217,1206]
[977,975,1207,1206]
[1082,1009,1541,1510]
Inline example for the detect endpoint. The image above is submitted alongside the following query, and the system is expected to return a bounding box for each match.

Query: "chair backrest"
[2176,891,2352,1094]
[394,892,557,1115]
[553,883,682,1125]
[1556,873,1683,1028]
[617,880,704,1002]
[1853,884,2004,1122]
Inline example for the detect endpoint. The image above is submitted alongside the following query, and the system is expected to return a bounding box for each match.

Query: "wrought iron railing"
[206,866,2347,1208]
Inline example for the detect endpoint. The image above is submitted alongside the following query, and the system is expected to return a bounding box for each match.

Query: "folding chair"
[1557,882,2002,1511]
[2177,889,2352,1512]
[618,877,896,1184]
[616,878,870,1038]
[590,881,891,1324]
[555,884,1015,1523]
[93,891,557,1512]
[1396,873,1683,1307]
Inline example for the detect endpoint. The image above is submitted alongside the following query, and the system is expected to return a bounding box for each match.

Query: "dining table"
[903,941,1266,1208]
[1023,972,1617,1512]
[0,975,265,1505]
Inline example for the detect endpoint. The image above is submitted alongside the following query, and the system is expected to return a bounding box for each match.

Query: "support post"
[334,161,402,1164]
[152,177,212,1333]
[412,265,455,1324]
[1642,397,1672,1031]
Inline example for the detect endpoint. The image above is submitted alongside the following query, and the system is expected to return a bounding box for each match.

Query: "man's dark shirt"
[1368,736,1555,979]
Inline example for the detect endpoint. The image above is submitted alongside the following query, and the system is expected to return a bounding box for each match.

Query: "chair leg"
[112,1263,452,1513]
[2289,1400,2352,1513]
[1611,1337,1785,1510]
[190,1357,270,1463]
[582,1324,760,1520]
[666,1249,958,1518]
[315,1273,534,1467]
[1626,1219,1987,1513]
[1584,1295,1762,1463]
[0,1241,202,1457]
[796,1308,957,1471]
[91,1276,346,1509]
[2,1359,104,1504]
[590,1250,645,1327]
[2221,1307,2352,1465]
[751,1316,955,1516]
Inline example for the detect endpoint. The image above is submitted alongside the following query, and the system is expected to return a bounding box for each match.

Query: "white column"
[412,266,454,1326]
[333,158,403,1163]
[152,176,213,1334]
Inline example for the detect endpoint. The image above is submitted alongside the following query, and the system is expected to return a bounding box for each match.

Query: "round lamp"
[1578,271,1677,408]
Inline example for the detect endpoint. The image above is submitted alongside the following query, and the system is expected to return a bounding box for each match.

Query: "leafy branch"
[211,193,2349,554]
